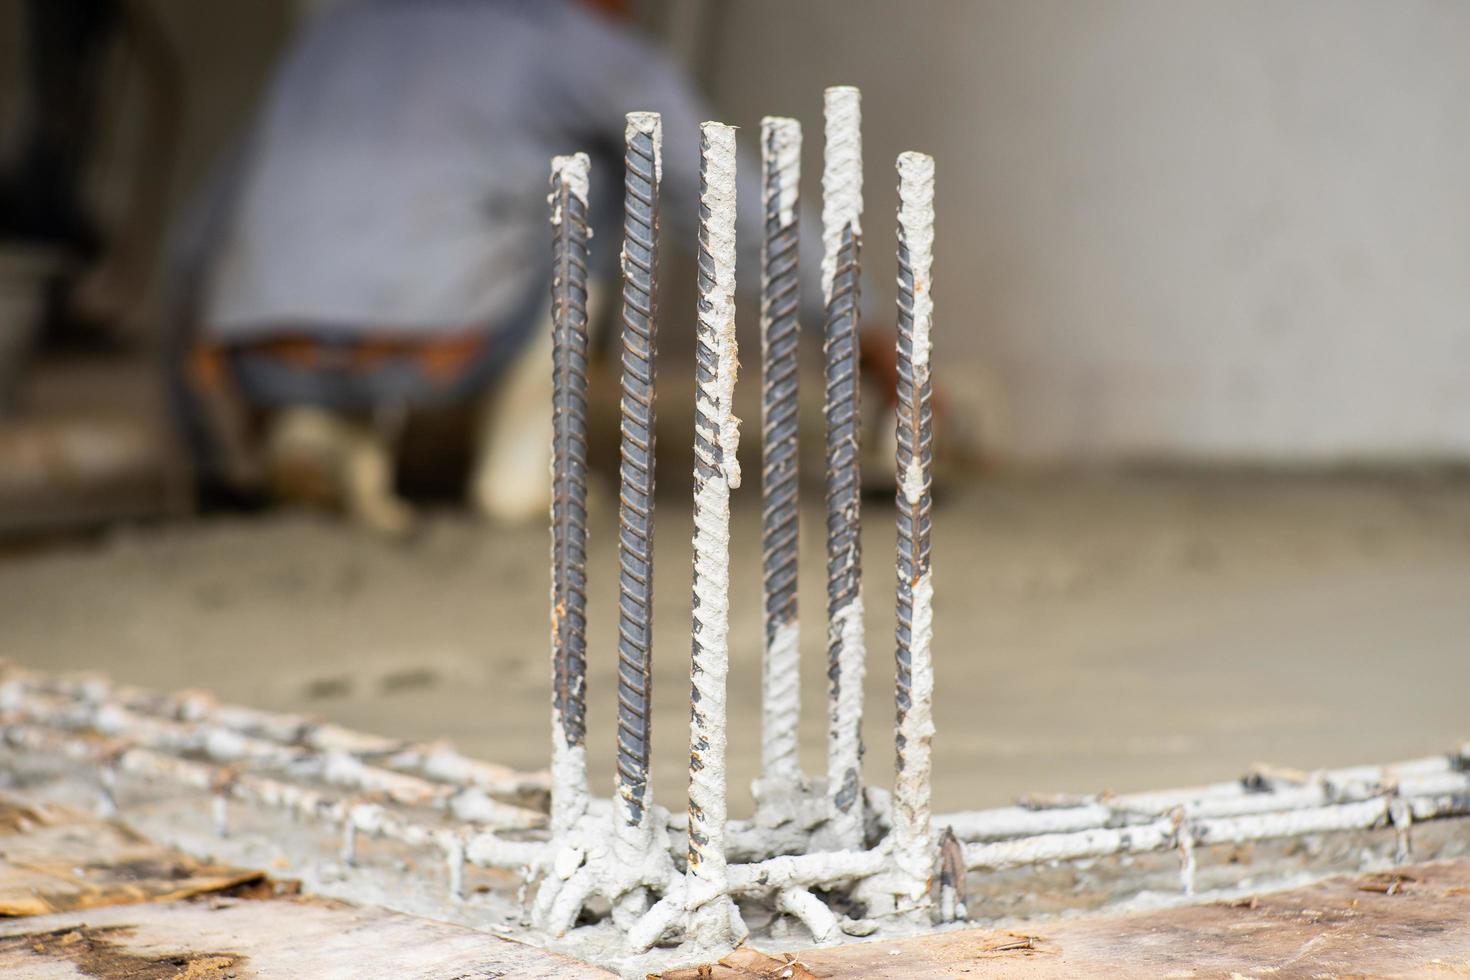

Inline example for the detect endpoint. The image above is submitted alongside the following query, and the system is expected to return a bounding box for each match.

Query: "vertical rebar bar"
[616,113,661,851]
[821,85,866,850]
[759,116,803,789]
[687,120,742,949]
[548,153,591,837]
[893,151,936,910]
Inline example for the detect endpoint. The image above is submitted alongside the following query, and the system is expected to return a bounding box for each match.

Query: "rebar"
[617,112,661,846]
[961,795,1448,874]
[821,85,866,849]
[548,153,592,836]
[759,116,803,789]
[10,663,1470,962]
[892,151,936,910]
[19,82,1454,969]
[933,754,1467,842]
[686,120,742,949]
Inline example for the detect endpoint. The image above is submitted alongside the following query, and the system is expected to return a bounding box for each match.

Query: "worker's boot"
[472,284,607,523]
[265,405,415,536]
[470,320,554,523]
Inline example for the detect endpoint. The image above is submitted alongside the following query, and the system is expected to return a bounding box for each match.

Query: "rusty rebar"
[759,116,803,788]
[893,151,937,909]
[821,86,866,849]
[548,153,591,835]
[616,113,660,841]
[687,120,741,949]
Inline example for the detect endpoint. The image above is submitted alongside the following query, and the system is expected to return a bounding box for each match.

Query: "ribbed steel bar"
[821,85,866,849]
[759,116,803,787]
[686,120,742,949]
[892,151,937,908]
[616,113,661,842]
[548,153,591,836]
[15,659,1470,943]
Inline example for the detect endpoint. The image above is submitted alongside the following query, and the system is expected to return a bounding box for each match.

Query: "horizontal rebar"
[1,666,547,796]
[963,785,1470,872]
[935,754,1466,842]
[7,665,1470,952]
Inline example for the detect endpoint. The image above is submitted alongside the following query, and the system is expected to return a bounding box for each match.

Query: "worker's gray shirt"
[195,0,821,340]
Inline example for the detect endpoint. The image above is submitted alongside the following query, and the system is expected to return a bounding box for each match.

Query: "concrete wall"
[704,1,1470,462]
[0,0,292,333]
[9,0,1467,463]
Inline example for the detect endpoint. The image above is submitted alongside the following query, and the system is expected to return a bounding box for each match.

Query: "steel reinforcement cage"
[3,84,1469,973]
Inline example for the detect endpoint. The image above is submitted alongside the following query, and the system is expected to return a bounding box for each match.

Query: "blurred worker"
[169,0,825,533]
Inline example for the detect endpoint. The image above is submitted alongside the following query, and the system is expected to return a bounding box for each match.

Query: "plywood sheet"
[663,859,1470,978]
[0,796,260,917]
[0,896,615,979]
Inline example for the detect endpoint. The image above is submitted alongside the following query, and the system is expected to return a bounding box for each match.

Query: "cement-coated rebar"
[11,661,1470,934]
[686,120,742,949]
[758,116,803,788]
[821,86,867,849]
[892,151,937,908]
[548,153,592,836]
[617,113,661,842]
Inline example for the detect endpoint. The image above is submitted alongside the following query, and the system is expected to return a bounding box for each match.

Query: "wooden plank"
[662,858,1470,978]
[0,896,615,979]
[0,795,260,916]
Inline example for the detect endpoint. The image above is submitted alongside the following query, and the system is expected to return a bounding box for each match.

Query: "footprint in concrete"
[302,675,355,700]
[378,667,439,695]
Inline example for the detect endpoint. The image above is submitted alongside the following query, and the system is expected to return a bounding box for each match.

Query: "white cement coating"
[11,664,1470,973]
[625,112,662,184]
[550,725,588,836]
[892,150,937,908]
[548,153,590,227]
[934,755,1470,843]
[685,121,741,952]
[404,744,547,802]
[609,111,661,885]
[901,459,925,508]
[819,85,866,853]
[726,847,887,895]
[893,573,935,902]
[958,786,1470,877]
[706,125,741,492]
[530,807,678,943]
[896,152,934,376]
[761,116,802,230]
[820,87,862,302]
[775,887,840,944]
[0,680,547,830]
[618,114,661,310]
[756,114,803,798]
[759,618,802,785]
[824,593,867,849]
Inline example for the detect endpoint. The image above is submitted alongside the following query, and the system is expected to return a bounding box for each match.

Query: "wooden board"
[0,796,260,917]
[662,859,1470,978]
[0,896,615,979]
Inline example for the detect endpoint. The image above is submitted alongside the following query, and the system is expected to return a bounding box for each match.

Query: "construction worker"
[168,0,829,534]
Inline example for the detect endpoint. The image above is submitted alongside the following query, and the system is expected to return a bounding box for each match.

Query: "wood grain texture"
[0,896,615,979]
[663,858,1470,978]
[0,795,260,917]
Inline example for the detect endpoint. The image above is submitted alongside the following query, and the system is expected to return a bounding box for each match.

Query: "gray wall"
[10,0,1467,463]
[0,0,292,333]
[705,1,1470,462]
